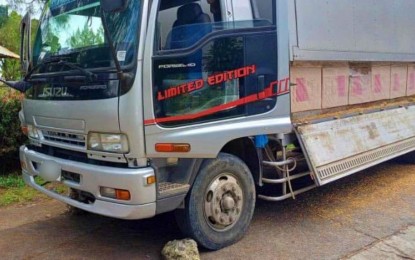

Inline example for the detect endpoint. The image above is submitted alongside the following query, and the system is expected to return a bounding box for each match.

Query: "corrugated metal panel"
[291,0,415,61]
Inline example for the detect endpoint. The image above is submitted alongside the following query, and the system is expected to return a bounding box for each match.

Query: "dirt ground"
[0,160,414,260]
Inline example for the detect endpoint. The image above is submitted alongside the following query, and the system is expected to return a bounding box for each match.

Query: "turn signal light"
[155,143,191,153]
[115,189,131,201]
[100,187,131,201]
[147,176,156,185]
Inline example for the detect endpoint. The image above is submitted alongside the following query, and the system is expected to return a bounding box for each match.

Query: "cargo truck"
[3,0,415,250]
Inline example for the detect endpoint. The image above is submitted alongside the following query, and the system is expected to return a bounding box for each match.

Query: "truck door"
[148,0,278,128]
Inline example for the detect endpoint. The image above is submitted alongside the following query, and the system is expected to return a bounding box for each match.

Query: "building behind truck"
[6,0,415,251]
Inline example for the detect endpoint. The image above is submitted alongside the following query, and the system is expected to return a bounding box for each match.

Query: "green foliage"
[0,90,25,151]
[0,174,25,188]
[0,174,67,207]
[68,24,104,49]
[0,11,22,80]
[0,11,21,54]
[0,9,39,80]
[0,185,44,207]
[0,174,43,207]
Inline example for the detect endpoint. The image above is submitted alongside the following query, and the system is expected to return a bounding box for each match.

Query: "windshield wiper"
[25,57,97,82]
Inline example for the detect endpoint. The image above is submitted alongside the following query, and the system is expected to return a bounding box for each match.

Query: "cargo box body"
[288,0,415,114]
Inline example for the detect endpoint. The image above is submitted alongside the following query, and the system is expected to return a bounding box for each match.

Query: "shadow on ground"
[0,162,414,259]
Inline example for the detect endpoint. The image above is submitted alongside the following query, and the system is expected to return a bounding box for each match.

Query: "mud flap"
[295,106,415,186]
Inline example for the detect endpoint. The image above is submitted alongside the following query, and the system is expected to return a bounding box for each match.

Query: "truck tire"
[176,153,256,250]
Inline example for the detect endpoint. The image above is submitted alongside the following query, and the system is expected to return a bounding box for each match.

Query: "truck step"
[158,182,190,198]
[258,183,316,202]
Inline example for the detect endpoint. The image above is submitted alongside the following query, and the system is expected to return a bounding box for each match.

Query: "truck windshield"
[28,0,142,100]
[33,0,141,69]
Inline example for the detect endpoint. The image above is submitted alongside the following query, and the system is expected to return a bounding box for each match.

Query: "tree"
[68,24,104,49]
[0,11,22,80]
[0,10,39,80]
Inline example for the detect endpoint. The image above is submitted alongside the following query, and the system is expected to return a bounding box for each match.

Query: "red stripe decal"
[145,77,290,126]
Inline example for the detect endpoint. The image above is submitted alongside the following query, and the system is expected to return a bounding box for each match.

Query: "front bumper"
[20,146,156,220]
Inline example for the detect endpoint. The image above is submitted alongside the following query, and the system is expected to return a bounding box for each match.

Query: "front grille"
[42,130,86,148]
[28,145,129,168]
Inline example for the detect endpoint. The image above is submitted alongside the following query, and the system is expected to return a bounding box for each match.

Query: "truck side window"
[153,0,278,127]
[156,0,224,51]
[230,0,276,28]
[253,0,276,25]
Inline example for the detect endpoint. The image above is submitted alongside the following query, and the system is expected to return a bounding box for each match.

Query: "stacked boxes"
[390,65,407,99]
[349,65,371,105]
[290,62,415,113]
[408,65,415,96]
[290,65,322,112]
[322,65,349,108]
[371,65,391,101]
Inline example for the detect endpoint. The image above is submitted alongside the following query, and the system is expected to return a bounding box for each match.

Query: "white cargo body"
[289,0,415,62]
[288,0,415,186]
[288,0,415,112]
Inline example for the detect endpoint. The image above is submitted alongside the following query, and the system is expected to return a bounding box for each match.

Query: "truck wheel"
[176,153,256,250]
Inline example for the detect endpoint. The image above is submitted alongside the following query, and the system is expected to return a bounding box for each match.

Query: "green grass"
[0,174,46,207]
[0,186,45,207]
[0,174,26,188]
[0,173,69,207]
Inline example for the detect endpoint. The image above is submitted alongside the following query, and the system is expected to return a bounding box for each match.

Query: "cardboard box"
[371,65,391,101]
[407,65,415,96]
[390,65,407,99]
[322,66,349,108]
[349,65,372,105]
[290,66,322,112]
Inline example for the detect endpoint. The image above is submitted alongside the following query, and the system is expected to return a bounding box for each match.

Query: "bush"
[0,89,25,152]
[0,89,26,174]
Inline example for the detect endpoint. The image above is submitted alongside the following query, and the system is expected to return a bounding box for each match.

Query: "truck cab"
[18,0,285,250]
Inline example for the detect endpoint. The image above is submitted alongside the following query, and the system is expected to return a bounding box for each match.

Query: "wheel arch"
[187,137,261,187]
[220,137,262,186]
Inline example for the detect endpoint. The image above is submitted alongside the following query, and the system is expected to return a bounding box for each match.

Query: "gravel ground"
[0,160,414,259]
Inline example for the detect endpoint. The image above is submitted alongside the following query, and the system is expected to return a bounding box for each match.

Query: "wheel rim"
[204,173,244,232]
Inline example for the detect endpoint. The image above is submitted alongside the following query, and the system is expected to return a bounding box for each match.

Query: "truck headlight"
[87,133,129,153]
[27,125,40,139]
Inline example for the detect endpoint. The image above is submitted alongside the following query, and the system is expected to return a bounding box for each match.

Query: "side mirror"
[0,78,32,93]
[20,12,32,76]
[100,0,128,13]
